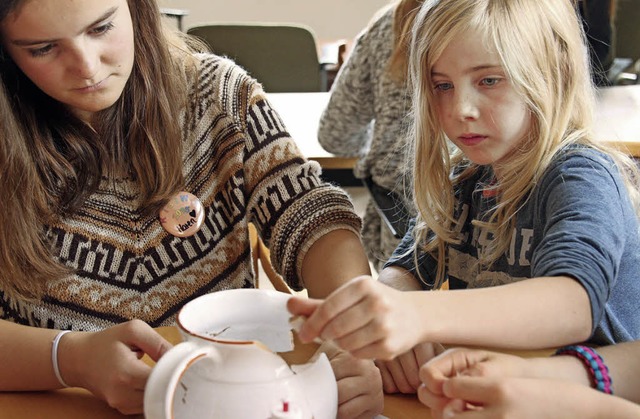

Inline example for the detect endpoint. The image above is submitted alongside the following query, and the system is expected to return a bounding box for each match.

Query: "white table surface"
[266,92,340,161]
[594,85,640,156]
[267,85,640,163]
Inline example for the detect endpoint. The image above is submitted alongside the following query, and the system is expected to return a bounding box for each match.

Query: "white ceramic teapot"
[144,289,338,419]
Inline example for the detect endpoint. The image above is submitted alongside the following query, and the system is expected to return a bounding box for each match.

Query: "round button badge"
[159,191,205,237]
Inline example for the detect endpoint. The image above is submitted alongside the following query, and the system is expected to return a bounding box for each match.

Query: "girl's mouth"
[458,134,486,146]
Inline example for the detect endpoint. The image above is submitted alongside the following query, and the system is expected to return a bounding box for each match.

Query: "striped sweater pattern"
[0,54,361,331]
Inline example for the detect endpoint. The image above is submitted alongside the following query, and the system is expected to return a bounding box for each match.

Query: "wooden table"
[0,326,555,418]
[0,326,429,418]
[267,85,640,174]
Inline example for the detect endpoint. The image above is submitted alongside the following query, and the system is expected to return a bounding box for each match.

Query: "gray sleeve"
[531,152,630,335]
[317,25,377,157]
[383,219,439,290]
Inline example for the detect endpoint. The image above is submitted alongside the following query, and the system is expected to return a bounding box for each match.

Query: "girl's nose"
[67,41,99,80]
[453,89,480,121]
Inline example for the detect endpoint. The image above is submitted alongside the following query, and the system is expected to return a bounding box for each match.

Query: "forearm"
[589,391,640,418]
[524,353,592,387]
[378,266,423,291]
[301,229,371,298]
[541,380,640,418]
[598,341,640,403]
[414,276,592,349]
[524,341,640,404]
[0,319,63,390]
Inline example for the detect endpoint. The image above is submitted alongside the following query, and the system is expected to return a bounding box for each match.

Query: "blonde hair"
[408,0,640,287]
[0,0,204,298]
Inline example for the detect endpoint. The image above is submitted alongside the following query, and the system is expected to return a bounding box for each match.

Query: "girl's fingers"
[124,359,154,390]
[415,342,447,364]
[417,383,452,414]
[298,277,375,342]
[127,329,173,363]
[114,389,146,415]
[382,358,414,393]
[286,296,320,317]
[442,399,474,418]
[320,302,375,343]
[420,349,491,393]
[442,376,495,405]
[375,361,400,393]
[397,350,421,390]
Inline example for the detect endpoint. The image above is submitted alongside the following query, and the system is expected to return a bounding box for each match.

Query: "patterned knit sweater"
[318,7,413,270]
[0,54,361,331]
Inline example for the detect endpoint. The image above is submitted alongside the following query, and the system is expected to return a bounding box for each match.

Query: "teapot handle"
[144,341,220,419]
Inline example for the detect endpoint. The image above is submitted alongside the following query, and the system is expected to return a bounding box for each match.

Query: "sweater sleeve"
[233,69,362,290]
[384,218,439,290]
[531,150,632,337]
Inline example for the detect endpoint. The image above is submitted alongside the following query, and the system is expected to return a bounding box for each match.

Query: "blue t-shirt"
[386,146,640,345]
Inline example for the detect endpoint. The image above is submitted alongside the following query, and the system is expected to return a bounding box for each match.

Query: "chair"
[187,23,326,92]
[609,0,640,85]
[248,223,293,294]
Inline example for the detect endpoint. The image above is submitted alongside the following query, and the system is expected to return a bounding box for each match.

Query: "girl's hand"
[376,342,445,394]
[421,376,627,419]
[287,276,420,360]
[417,348,532,413]
[318,341,384,419]
[60,320,172,415]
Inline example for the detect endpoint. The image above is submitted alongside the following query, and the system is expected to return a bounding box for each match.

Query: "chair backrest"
[615,0,640,61]
[187,23,323,93]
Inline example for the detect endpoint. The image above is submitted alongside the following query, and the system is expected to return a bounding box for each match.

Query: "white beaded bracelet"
[51,330,71,388]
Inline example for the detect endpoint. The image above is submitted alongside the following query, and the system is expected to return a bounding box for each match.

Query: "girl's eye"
[434,82,453,92]
[481,77,501,87]
[25,22,113,58]
[28,44,54,57]
[91,21,115,36]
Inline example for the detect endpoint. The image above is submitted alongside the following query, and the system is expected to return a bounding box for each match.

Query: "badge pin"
[159,191,205,237]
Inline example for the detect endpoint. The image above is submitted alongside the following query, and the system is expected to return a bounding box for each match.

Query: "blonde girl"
[289,0,640,394]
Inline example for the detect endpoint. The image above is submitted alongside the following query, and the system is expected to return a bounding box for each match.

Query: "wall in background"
[157,0,390,42]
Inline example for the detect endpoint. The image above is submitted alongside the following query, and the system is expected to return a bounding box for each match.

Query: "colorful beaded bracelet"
[554,345,613,394]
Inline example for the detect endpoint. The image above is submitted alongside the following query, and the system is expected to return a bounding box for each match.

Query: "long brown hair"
[0,0,198,298]
[387,0,423,81]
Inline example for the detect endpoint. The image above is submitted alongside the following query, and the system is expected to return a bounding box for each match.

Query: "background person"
[318,0,422,272]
